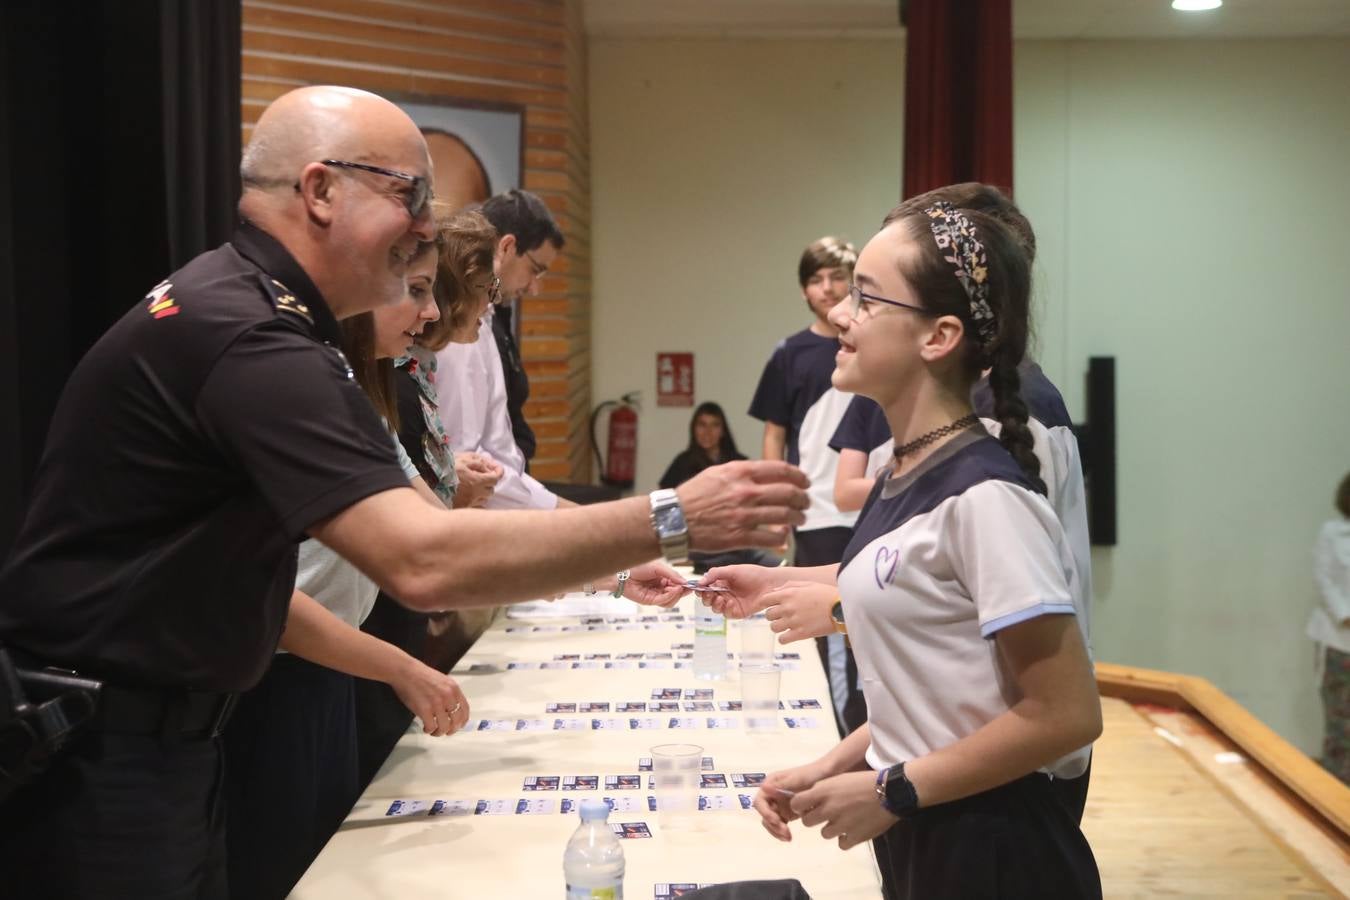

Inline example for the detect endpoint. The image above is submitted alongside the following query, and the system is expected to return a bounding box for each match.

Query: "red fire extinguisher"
[590,392,640,489]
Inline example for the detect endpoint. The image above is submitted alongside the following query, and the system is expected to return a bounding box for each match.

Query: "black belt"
[93,683,238,740]
[13,654,237,741]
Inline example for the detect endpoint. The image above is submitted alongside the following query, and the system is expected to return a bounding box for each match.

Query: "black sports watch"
[876,762,920,817]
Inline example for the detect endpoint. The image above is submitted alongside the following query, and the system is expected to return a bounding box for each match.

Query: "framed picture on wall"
[391,93,524,213]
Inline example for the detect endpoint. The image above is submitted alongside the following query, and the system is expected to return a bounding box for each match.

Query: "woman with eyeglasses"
[702,187,1102,899]
[225,237,475,900]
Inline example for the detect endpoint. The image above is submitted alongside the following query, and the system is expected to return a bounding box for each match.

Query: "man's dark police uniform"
[0,222,410,899]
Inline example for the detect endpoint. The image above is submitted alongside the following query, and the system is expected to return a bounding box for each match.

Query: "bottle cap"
[578,799,611,821]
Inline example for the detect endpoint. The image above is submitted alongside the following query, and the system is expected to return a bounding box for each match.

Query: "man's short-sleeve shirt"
[748,328,855,531]
[0,223,410,692]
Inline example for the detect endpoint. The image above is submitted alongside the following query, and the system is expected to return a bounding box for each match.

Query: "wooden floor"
[1085,698,1349,898]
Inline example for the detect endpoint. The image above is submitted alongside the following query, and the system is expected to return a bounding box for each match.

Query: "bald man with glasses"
[0,86,808,899]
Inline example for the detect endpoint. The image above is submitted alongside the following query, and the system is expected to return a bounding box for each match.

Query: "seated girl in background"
[659,401,747,488]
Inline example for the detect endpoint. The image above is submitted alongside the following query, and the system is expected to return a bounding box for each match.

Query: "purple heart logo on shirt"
[874,546,899,589]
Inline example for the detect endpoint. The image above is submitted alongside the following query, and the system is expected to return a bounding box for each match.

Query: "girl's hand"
[791,770,899,850]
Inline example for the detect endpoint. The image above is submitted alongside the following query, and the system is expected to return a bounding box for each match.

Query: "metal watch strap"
[612,570,629,599]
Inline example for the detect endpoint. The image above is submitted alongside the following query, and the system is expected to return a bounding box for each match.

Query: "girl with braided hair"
[700,188,1101,898]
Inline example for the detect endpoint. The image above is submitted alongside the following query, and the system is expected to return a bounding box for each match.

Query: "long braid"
[988,348,1047,495]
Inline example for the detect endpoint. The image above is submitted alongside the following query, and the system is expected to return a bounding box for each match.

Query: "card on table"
[554,654,581,661]
[668,717,699,729]
[698,794,738,811]
[652,688,682,700]
[428,799,473,817]
[784,716,819,729]
[585,653,611,660]
[682,701,714,712]
[602,795,646,813]
[523,776,560,791]
[516,718,549,732]
[579,701,610,713]
[605,775,642,790]
[547,702,578,714]
[684,689,714,700]
[620,652,646,659]
[703,756,715,770]
[788,699,823,710]
[617,701,647,712]
[516,797,556,815]
[476,719,515,732]
[591,717,625,730]
[629,717,662,730]
[645,652,674,660]
[553,718,586,731]
[506,662,537,671]
[540,661,570,669]
[652,701,681,712]
[717,700,742,712]
[699,773,728,789]
[465,662,501,674]
[474,799,514,815]
[738,794,754,810]
[384,799,428,817]
[671,643,693,650]
[705,717,739,729]
[731,773,765,788]
[563,775,599,791]
[639,661,670,670]
[775,652,801,660]
[572,661,603,669]
[605,661,635,669]
[654,884,708,900]
[611,821,653,839]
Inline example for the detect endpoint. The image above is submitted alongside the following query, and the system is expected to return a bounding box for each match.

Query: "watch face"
[654,504,686,535]
[831,601,844,622]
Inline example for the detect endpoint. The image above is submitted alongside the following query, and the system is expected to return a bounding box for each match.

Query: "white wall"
[589,36,1350,753]
[589,38,904,484]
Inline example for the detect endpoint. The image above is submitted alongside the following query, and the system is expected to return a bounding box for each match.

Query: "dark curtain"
[902,0,1013,198]
[0,0,242,552]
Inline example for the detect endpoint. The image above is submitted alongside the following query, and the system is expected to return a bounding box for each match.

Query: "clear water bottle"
[564,799,624,899]
[693,602,727,680]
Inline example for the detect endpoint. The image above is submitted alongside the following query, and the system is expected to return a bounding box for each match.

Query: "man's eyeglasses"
[522,248,549,279]
[848,284,932,320]
[320,159,431,219]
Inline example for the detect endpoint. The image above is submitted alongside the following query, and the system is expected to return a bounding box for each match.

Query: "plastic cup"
[651,743,702,819]
[739,662,781,732]
[739,612,775,663]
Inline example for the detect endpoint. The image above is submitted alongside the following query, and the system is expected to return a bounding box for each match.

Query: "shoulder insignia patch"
[145,280,179,319]
[267,278,313,325]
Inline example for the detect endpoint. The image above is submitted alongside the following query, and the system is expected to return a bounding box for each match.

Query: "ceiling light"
[1172,0,1222,10]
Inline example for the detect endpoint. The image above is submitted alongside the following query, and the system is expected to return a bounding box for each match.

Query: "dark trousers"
[223,655,357,900]
[794,527,866,736]
[0,731,227,899]
[1052,754,1092,824]
[872,773,1101,900]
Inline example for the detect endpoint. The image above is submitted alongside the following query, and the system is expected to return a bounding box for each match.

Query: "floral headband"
[924,202,997,346]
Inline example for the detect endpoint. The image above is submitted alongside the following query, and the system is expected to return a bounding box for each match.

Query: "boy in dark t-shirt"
[748,236,866,734]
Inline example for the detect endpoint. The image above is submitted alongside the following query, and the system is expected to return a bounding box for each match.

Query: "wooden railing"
[1096,661,1350,839]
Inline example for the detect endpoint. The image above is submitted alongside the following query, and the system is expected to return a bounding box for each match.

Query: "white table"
[292,593,882,899]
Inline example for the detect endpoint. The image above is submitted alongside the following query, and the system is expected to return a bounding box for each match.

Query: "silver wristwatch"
[648,489,689,565]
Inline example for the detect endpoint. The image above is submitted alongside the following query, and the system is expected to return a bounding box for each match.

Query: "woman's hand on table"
[752,759,831,842]
[763,581,837,644]
[393,657,471,736]
[790,770,899,851]
[623,561,687,608]
[694,564,782,619]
